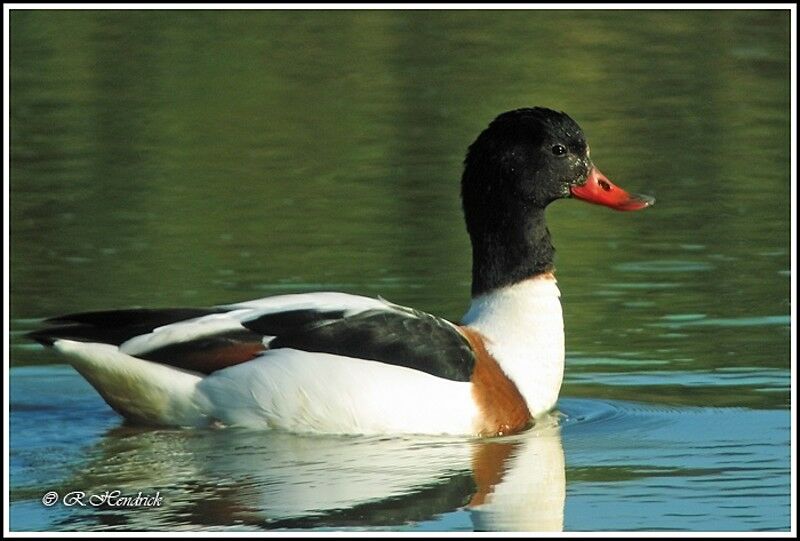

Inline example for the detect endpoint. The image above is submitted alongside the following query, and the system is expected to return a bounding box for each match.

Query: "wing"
[27,307,227,346]
[243,302,476,382]
[30,293,476,382]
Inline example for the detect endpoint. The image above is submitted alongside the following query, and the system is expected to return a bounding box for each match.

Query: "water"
[8,9,792,532]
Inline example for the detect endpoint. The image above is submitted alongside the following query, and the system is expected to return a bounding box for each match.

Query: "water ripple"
[614,260,714,273]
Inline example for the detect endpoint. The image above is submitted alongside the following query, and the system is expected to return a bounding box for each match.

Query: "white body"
[53,283,565,436]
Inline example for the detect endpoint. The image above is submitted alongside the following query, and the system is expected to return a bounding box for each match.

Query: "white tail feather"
[54,339,209,427]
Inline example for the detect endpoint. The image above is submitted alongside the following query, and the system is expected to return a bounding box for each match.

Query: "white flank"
[50,292,483,435]
[197,349,480,436]
[461,276,565,416]
[55,338,480,435]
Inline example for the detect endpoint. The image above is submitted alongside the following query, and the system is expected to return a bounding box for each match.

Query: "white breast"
[461,276,565,416]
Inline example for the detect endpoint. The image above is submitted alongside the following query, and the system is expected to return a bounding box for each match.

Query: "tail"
[46,339,210,427]
[27,307,229,427]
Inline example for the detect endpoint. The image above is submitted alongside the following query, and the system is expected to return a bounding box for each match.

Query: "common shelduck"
[29,107,654,437]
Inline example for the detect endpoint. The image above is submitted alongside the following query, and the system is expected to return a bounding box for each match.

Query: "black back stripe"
[243,309,346,336]
[259,308,476,382]
[29,308,228,347]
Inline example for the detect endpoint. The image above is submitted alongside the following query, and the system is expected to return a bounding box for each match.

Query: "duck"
[29,107,654,437]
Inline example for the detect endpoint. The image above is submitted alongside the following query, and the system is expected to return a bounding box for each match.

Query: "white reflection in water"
[49,418,565,531]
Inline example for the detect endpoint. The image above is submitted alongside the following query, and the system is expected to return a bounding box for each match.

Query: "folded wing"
[30,293,476,382]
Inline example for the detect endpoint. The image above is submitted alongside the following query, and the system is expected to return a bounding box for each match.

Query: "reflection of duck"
[53,417,565,531]
[469,425,566,532]
[30,107,653,436]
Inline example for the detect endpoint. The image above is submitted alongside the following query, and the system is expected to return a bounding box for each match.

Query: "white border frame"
[3,3,796,538]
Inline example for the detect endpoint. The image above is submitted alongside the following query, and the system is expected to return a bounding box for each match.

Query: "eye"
[551,144,567,156]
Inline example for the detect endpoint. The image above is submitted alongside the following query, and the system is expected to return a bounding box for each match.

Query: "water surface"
[8,9,792,532]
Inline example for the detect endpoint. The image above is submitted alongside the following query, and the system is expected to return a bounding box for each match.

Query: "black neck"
[469,205,555,297]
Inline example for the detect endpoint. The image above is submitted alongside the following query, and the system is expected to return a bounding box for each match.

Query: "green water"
[8,9,792,532]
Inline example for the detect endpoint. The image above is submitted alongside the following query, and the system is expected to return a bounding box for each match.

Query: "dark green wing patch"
[244,306,476,382]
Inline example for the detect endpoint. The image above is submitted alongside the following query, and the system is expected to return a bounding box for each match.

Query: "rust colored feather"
[459,327,532,437]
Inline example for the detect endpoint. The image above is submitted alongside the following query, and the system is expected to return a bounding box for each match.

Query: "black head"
[461,107,653,296]
[462,107,590,228]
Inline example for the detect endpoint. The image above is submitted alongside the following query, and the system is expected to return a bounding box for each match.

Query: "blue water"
[9,365,790,532]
